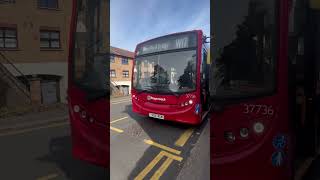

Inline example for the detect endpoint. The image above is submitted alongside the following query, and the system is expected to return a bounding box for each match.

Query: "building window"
[110,70,116,77]
[143,72,150,78]
[122,58,128,65]
[38,0,58,9]
[110,55,115,63]
[0,0,15,4]
[0,27,17,48]
[123,70,129,78]
[40,30,60,49]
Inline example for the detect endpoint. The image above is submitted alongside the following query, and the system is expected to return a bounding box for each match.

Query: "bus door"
[303,5,320,157]
[290,0,320,159]
[311,1,320,156]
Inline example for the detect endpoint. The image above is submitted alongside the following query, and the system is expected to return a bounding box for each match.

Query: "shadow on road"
[36,136,109,180]
[302,156,320,180]
[123,104,209,179]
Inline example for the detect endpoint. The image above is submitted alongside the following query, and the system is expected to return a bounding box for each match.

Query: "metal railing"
[110,79,122,95]
[0,52,31,100]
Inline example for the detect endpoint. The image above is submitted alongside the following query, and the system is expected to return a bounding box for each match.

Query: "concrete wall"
[4,62,68,103]
[0,1,71,105]
[112,80,132,94]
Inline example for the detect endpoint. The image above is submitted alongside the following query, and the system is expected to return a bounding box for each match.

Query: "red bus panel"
[68,0,109,167]
[132,30,208,125]
[211,0,291,179]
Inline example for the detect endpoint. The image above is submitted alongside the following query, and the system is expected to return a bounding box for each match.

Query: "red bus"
[67,0,109,167]
[131,30,210,125]
[211,0,320,179]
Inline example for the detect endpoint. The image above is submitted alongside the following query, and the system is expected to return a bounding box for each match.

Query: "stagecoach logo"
[271,151,285,167]
[147,95,166,102]
[272,134,286,150]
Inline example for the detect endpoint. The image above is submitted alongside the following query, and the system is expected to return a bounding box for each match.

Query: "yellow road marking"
[151,158,173,180]
[161,150,183,161]
[0,122,69,137]
[134,151,164,180]
[134,151,183,180]
[36,173,59,180]
[175,129,194,147]
[110,126,123,133]
[111,117,128,124]
[144,139,181,155]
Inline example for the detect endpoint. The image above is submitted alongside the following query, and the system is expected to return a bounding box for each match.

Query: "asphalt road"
[110,96,210,180]
[0,121,108,180]
[302,156,320,180]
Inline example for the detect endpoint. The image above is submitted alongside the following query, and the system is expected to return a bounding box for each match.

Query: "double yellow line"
[175,129,194,147]
[134,150,183,180]
[109,115,195,179]
[135,128,194,180]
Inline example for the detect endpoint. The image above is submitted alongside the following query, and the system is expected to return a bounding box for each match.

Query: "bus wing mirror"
[203,35,214,44]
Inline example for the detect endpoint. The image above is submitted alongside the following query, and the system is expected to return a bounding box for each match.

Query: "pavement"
[0,105,68,133]
[301,154,320,180]
[110,96,210,180]
[0,104,107,180]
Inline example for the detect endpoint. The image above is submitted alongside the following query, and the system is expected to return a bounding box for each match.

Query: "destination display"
[136,32,197,56]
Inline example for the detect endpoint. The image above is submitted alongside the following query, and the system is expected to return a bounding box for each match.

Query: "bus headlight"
[224,131,235,142]
[240,128,249,138]
[73,105,80,113]
[189,100,193,105]
[89,117,94,123]
[81,111,87,119]
[253,122,264,134]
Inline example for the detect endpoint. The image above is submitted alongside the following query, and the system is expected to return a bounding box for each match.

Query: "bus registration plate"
[149,113,164,119]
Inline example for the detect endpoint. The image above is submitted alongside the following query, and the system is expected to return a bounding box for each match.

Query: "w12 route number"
[243,104,274,115]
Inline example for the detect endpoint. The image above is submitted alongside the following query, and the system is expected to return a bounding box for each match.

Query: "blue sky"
[111,0,210,51]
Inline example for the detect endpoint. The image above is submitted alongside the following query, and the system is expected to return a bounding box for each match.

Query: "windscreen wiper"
[137,89,149,94]
[170,91,180,97]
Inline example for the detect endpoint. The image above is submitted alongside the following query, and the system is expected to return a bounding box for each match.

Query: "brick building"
[0,0,72,106]
[110,46,134,95]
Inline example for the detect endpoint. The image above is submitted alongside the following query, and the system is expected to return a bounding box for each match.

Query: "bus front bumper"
[132,100,201,125]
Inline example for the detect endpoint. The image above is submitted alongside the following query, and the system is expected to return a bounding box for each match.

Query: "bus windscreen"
[133,32,198,94]
[133,50,197,94]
